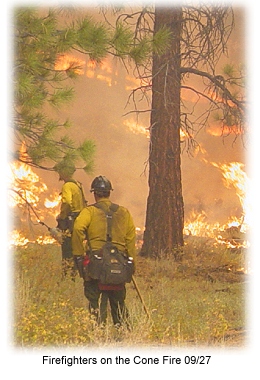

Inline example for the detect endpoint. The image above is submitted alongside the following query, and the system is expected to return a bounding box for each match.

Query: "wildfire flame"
[8,161,47,208]
[212,161,251,232]
[55,53,244,140]
[44,192,61,209]
[123,119,150,138]
[10,230,30,247]
[123,119,192,141]
[55,54,144,90]
[55,54,85,75]
[184,160,250,250]
[9,156,250,252]
[10,229,57,247]
[10,55,249,252]
[206,124,243,137]
[8,158,61,246]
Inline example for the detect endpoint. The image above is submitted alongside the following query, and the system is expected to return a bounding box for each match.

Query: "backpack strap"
[94,203,119,242]
[66,179,87,206]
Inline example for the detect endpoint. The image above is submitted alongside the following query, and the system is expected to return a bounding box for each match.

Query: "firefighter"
[72,175,136,327]
[54,160,86,279]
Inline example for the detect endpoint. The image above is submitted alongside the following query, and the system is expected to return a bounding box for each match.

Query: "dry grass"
[12,238,247,348]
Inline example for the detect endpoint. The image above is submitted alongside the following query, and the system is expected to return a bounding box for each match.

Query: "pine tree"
[13,8,92,172]
[109,6,246,257]
[13,7,168,174]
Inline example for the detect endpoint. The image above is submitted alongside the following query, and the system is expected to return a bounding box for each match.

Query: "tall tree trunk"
[141,7,184,257]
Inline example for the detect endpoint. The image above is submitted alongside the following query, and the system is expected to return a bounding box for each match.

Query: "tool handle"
[132,275,150,319]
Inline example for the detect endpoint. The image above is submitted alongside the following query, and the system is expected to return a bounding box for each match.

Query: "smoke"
[33,7,246,229]
[39,68,149,227]
[39,73,245,229]
[182,134,245,225]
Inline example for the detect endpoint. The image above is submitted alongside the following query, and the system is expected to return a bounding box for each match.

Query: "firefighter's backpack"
[86,203,134,285]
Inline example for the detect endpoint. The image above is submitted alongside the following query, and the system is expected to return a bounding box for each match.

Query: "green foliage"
[49,87,75,107]
[152,26,172,55]
[14,8,99,172]
[129,38,152,65]
[78,140,96,161]
[210,61,245,132]
[76,18,110,61]
[56,26,78,53]
[222,63,235,78]
[14,8,80,169]
[83,161,95,175]
[14,7,170,174]
[111,23,134,57]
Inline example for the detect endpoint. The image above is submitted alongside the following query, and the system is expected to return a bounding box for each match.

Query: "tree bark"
[141,7,184,257]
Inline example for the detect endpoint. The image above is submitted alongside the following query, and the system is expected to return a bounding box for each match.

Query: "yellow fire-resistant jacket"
[72,199,137,262]
[59,180,85,219]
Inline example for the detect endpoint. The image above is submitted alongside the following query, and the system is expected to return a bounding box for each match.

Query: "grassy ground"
[12,238,248,348]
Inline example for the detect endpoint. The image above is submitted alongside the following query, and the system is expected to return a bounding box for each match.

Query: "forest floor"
[12,236,249,348]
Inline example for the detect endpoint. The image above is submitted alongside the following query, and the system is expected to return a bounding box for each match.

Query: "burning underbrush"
[9,155,249,346]
[9,158,250,256]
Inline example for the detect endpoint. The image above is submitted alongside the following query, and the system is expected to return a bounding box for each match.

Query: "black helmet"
[90,175,113,193]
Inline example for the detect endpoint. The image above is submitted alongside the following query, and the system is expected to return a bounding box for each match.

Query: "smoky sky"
[31,7,246,229]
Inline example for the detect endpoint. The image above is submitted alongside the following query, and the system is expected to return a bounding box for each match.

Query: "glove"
[49,227,63,244]
[73,255,84,278]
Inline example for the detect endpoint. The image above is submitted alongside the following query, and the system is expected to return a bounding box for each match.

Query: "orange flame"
[212,161,251,231]
[206,123,243,137]
[8,159,61,246]
[123,119,150,138]
[55,54,85,74]
[184,160,250,250]
[9,230,57,247]
[44,192,61,209]
[8,161,47,208]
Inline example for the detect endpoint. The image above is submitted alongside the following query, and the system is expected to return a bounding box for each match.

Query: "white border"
[2,1,259,378]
